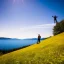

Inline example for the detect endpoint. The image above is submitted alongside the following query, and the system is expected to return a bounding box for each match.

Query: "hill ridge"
[0,32,64,64]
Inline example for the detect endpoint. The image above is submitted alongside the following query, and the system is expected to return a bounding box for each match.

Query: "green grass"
[0,32,64,64]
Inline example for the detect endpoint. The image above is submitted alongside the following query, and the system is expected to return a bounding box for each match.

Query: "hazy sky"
[0,0,64,39]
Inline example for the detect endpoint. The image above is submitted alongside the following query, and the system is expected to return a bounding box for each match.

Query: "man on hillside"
[52,15,58,23]
[37,34,41,44]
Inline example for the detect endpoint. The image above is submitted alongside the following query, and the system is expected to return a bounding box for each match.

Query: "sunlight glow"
[13,0,24,3]
[13,0,16,3]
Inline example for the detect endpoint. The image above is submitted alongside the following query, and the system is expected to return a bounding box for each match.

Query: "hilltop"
[0,37,11,40]
[0,32,64,64]
[0,37,19,40]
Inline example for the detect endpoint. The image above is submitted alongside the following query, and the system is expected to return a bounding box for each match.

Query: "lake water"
[0,39,37,50]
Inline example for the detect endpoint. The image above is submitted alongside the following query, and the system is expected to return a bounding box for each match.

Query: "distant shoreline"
[0,37,47,56]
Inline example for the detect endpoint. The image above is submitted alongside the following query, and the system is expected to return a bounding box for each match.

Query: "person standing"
[37,34,41,44]
[52,15,58,23]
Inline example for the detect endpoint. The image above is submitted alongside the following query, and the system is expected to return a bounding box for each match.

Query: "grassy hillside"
[0,32,64,64]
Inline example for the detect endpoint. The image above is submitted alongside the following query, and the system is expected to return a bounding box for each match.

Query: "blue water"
[0,39,37,50]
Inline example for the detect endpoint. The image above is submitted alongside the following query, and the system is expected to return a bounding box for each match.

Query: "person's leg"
[38,39,40,44]
[54,20,55,23]
[37,40,38,44]
[56,19,57,23]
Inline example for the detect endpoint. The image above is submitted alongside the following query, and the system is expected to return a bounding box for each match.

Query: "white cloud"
[20,23,55,30]
[0,23,55,39]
